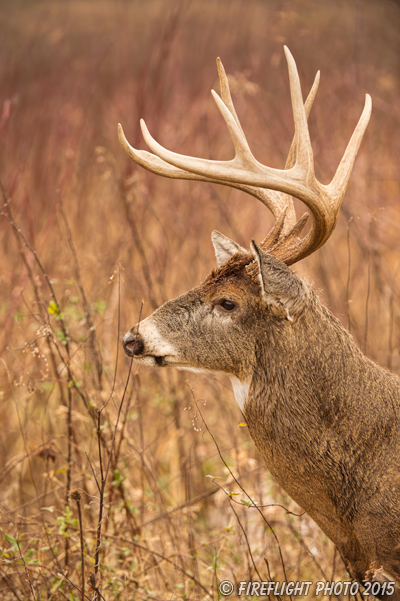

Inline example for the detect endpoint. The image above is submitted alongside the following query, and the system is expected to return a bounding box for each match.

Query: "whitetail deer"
[119,48,400,598]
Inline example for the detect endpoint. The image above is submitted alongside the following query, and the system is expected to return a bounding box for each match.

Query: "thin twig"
[99,264,123,413]
[59,203,103,388]
[72,490,85,601]
[17,539,37,600]
[93,265,134,597]
[364,216,372,354]
[207,476,304,515]
[65,385,73,567]
[228,498,265,585]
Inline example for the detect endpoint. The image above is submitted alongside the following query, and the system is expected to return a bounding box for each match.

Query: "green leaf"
[4,534,17,546]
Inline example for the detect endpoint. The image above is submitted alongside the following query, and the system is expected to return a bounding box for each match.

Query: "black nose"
[123,332,145,357]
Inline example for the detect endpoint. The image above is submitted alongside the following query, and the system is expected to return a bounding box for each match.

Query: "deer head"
[119,46,371,383]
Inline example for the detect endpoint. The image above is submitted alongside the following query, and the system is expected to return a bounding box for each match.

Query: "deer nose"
[123,331,145,357]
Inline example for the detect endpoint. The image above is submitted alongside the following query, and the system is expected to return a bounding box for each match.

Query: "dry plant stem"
[110,299,144,467]
[187,384,291,595]
[93,266,133,594]
[72,490,85,601]
[106,385,141,534]
[65,385,73,567]
[118,180,159,310]
[59,203,103,389]
[94,357,134,594]
[330,546,338,588]
[364,217,372,354]
[85,451,101,493]
[227,498,266,591]
[112,377,136,467]
[17,540,37,600]
[100,265,124,413]
[94,411,105,580]
[209,476,304,515]
[0,365,40,507]
[184,446,201,584]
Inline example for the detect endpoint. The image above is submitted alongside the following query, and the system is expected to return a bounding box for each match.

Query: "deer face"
[123,234,308,385]
[124,254,260,378]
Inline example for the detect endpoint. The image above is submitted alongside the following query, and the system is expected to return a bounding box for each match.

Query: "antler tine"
[283,47,314,177]
[117,128,204,181]
[216,57,246,140]
[286,69,320,170]
[328,93,372,202]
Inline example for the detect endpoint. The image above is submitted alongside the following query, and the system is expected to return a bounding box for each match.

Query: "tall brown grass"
[0,0,399,599]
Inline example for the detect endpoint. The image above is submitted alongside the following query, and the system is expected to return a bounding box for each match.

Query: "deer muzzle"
[122,318,179,366]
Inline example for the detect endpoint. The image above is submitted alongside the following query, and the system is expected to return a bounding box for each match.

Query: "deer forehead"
[202,281,255,304]
[200,254,261,303]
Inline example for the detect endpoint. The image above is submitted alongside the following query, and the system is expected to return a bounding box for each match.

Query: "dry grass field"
[0,0,400,599]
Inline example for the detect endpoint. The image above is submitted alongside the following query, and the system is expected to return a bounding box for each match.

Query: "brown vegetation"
[0,1,399,599]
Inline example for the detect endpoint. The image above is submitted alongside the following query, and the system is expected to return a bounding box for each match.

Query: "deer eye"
[219,299,236,311]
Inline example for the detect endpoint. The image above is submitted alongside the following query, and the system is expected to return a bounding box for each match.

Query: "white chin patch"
[177,366,211,375]
[134,356,166,367]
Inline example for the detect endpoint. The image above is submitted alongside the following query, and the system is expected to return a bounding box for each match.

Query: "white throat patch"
[229,376,250,412]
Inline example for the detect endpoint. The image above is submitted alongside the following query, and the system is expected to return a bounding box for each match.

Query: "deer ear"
[212,230,247,267]
[250,240,306,319]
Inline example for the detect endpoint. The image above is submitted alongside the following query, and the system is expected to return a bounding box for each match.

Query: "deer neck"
[242,297,400,573]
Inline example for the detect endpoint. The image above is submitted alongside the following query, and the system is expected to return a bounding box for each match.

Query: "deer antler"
[118,53,319,240]
[118,47,371,265]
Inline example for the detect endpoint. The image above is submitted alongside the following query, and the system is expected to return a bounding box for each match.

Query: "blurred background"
[0,0,399,598]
